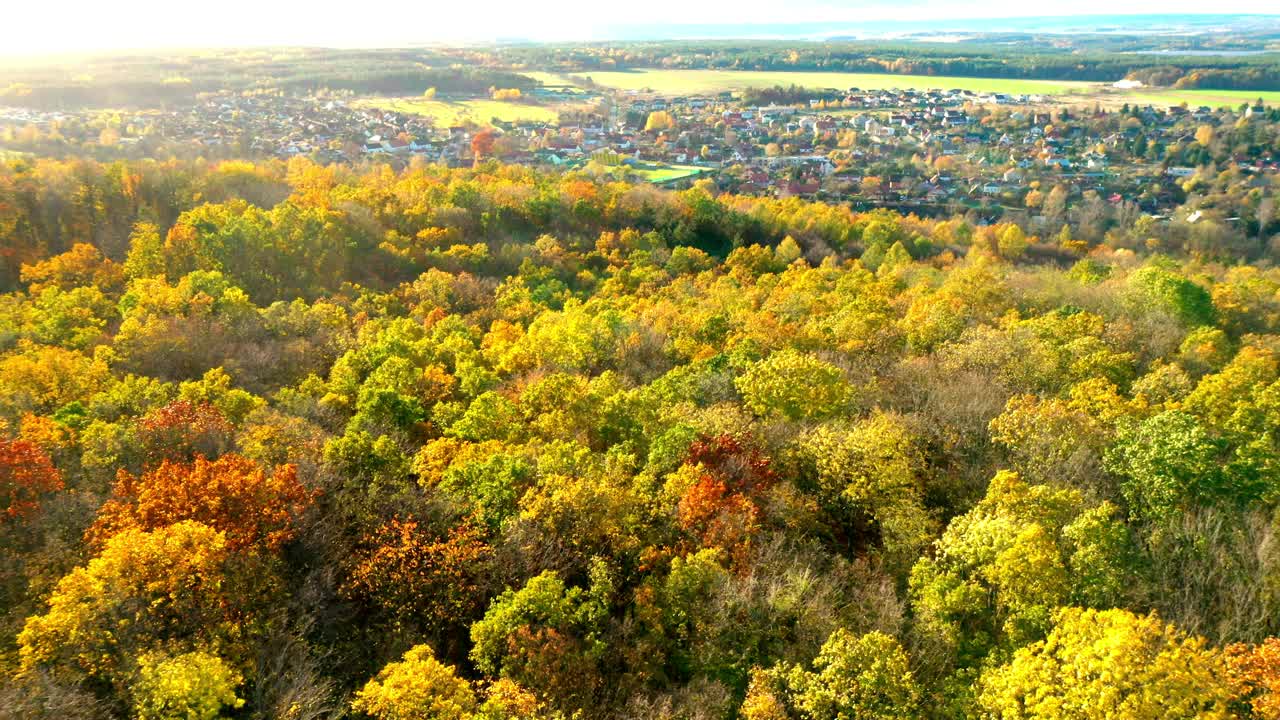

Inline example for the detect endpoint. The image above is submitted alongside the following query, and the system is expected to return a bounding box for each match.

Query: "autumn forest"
[2,154,1280,720]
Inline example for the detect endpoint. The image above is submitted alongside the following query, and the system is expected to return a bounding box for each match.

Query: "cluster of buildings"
[583,88,1278,219]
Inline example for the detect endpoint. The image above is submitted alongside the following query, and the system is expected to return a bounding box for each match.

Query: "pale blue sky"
[4,1,1278,55]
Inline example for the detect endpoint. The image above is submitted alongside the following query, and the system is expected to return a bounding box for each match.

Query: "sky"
[3,1,1279,55]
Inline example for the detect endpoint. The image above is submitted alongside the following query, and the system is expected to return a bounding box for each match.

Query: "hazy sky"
[4,1,1279,55]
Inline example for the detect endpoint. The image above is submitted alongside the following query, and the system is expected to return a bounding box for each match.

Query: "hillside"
[2,157,1280,718]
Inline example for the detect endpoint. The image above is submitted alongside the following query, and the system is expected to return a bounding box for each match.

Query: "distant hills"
[581,14,1280,42]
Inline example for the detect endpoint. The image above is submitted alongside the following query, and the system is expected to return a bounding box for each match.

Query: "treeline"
[493,40,1280,90]
[2,151,1277,296]
[5,158,1280,718]
[741,84,839,105]
[0,49,536,109]
[1126,65,1280,91]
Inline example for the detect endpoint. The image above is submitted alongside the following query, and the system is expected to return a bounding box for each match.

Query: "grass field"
[630,163,709,184]
[354,97,565,126]
[1110,88,1280,108]
[540,69,1093,96]
[531,69,1280,109]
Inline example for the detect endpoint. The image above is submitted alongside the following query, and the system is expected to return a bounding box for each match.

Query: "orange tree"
[0,437,63,524]
[88,454,313,553]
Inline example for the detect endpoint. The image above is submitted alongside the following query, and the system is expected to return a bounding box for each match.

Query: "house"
[781,179,821,197]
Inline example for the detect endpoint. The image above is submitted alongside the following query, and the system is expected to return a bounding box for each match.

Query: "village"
[2,80,1277,224]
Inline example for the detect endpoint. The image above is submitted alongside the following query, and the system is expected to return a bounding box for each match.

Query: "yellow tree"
[979,607,1234,720]
[19,521,244,685]
[132,649,245,720]
[352,644,477,720]
[644,111,675,133]
[909,472,1135,668]
[799,413,934,571]
[735,349,851,421]
[738,629,919,720]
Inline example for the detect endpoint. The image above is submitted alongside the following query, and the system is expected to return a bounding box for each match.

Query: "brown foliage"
[342,518,492,632]
[136,400,234,463]
[501,626,600,711]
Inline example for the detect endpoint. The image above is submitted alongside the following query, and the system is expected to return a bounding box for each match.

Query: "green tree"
[736,350,851,420]
[1127,266,1215,327]
[1104,410,1240,523]
[909,472,1135,669]
[469,562,613,710]
[789,630,920,720]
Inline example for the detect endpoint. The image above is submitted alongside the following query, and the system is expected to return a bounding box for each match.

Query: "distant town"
[2,78,1277,228]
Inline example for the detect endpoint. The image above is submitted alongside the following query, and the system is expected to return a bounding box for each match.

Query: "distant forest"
[492,40,1280,91]
[0,49,536,109]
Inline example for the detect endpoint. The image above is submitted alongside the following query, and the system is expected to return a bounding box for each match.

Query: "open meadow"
[531,69,1280,108]
[1114,87,1280,108]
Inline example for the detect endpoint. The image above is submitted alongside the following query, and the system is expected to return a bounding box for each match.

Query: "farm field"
[1112,88,1280,108]
[536,69,1095,96]
[530,69,1280,109]
[353,97,565,126]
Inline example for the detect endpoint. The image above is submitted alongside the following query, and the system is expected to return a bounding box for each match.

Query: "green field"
[585,160,709,185]
[531,69,1280,109]
[541,69,1093,96]
[1110,88,1280,108]
[354,97,565,126]
[630,163,708,185]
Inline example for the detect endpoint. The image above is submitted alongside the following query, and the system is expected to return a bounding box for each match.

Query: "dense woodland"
[4,157,1280,719]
